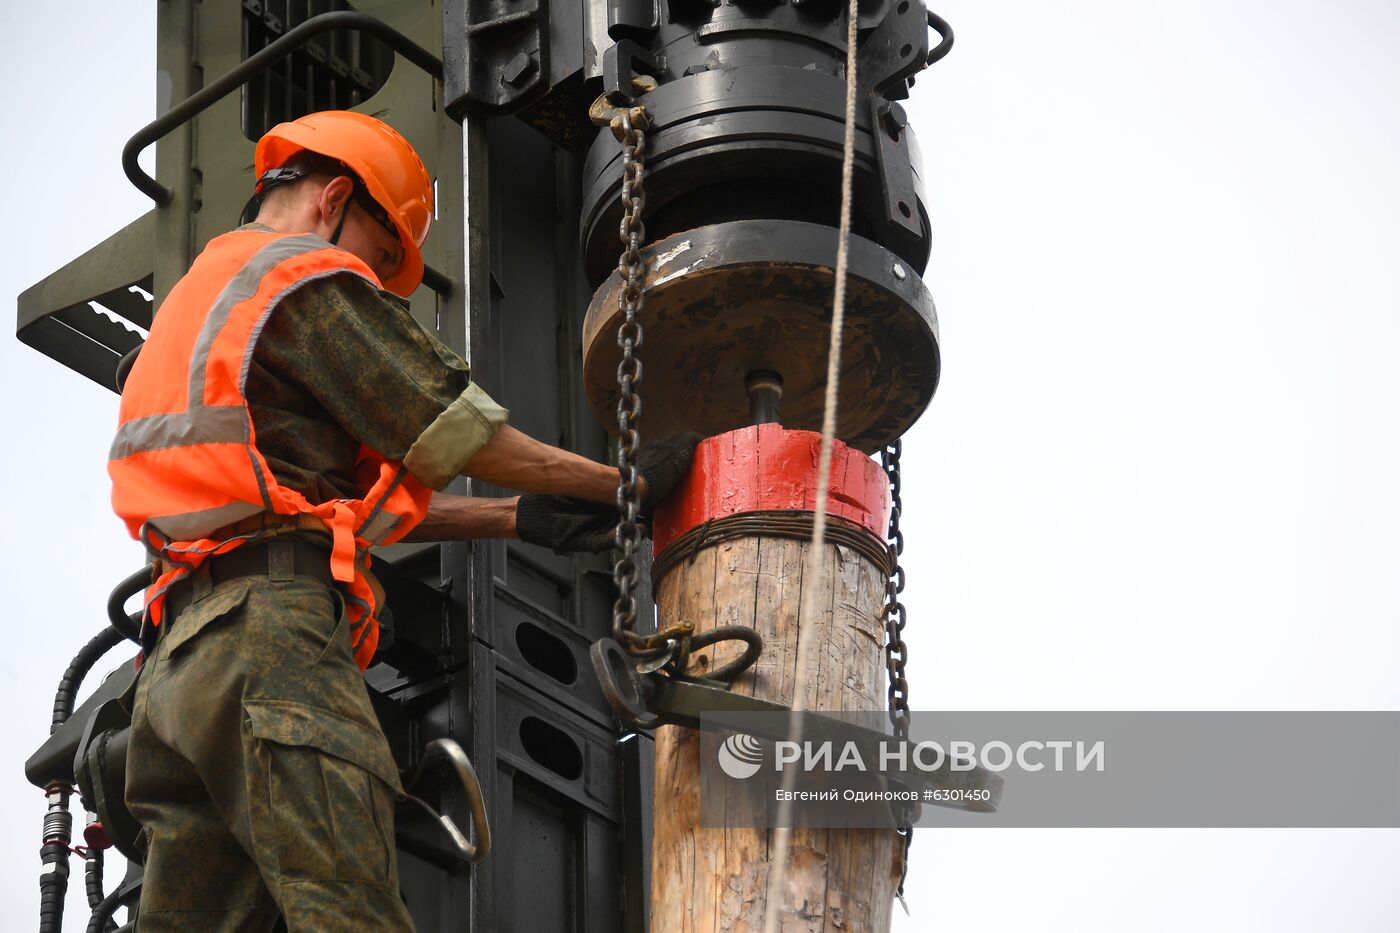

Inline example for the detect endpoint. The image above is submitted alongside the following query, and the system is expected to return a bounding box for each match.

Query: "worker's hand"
[634,432,702,508]
[514,433,699,552]
[516,494,618,554]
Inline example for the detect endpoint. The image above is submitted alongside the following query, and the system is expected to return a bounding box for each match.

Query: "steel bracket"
[603,39,661,104]
[443,0,547,117]
[590,637,1003,812]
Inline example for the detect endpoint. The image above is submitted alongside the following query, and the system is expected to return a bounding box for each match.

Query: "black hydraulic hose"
[42,567,146,933]
[86,883,139,933]
[38,783,72,933]
[51,627,127,737]
[42,629,121,933]
[85,849,116,932]
[54,565,145,735]
[105,566,147,647]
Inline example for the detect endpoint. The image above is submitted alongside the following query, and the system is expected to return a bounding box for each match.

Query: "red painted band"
[652,425,891,557]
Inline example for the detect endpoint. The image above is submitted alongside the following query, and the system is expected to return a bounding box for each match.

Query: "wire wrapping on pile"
[652,511,894,585]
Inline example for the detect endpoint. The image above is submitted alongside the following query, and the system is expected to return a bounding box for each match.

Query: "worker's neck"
[250,209,315,235]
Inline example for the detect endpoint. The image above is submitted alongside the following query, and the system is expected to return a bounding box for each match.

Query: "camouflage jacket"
[242,224,507,502]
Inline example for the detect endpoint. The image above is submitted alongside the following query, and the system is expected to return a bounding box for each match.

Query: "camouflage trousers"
[126,566,416,932]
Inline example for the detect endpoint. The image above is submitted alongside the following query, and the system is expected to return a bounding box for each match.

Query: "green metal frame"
[15,0,464,391]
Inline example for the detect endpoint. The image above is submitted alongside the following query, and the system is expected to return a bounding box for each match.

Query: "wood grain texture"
[652,534,900,932]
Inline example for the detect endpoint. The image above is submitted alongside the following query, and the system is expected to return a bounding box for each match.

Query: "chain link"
[880,439,914,902]
[609,110,660,661]
[881,439,910,735]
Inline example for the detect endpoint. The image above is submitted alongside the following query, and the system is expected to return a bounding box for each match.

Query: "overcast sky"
[1,1,1397,930]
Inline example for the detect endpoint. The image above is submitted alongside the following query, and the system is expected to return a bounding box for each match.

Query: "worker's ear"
[317,175,355,227]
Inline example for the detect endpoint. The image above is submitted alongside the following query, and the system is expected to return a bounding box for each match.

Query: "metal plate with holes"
[467,642,625,931]
[487,579,618,727]
[484,646,621,820]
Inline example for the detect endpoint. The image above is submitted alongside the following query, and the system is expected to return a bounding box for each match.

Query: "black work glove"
[516,494,618,554]
[516,433,700,553]
[634,432,702,509]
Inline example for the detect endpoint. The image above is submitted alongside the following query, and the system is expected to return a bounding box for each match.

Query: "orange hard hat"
[255,110,433,297]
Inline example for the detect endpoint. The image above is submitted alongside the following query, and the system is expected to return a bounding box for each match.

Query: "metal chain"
[880,439,914,905]
[609,110,656,660]
[882,439,911,733]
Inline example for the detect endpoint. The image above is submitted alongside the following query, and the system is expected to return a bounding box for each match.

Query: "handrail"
[123,11,443,205]
[926,10,954,66]
[105,567,149,645]
[402,738,493,865]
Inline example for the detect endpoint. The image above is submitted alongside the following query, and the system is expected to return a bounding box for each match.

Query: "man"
[108,110,693,930]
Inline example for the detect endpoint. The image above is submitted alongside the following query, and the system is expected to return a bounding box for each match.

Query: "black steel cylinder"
[580,0,938,284]
[746,371,784,425]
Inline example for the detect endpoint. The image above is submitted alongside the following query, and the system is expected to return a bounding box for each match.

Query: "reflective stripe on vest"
[109,229,433,669]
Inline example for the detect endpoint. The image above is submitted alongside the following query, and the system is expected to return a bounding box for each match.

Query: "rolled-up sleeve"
[402,382,509,488]
[253,271,508,490]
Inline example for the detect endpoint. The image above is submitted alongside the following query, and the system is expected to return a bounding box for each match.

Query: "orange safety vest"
[108,228,433,669]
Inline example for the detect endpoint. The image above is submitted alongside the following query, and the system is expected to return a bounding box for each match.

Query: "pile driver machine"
[18,0,964,929]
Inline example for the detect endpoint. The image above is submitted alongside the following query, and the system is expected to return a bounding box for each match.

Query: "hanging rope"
[760,0,861,927]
